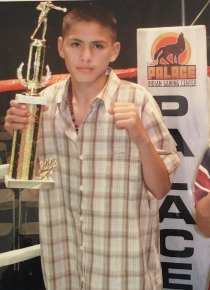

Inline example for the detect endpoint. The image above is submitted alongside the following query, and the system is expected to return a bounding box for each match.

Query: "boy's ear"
[57,36,65,59]
[110,41,121,63]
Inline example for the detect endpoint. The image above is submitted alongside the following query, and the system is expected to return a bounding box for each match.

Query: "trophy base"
[0,164,54,189]
[5,176,55,190]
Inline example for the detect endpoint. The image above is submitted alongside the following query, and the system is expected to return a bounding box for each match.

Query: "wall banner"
[137,25,210,290]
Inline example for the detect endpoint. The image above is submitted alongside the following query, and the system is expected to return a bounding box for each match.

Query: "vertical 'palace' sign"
[137,25,209,290]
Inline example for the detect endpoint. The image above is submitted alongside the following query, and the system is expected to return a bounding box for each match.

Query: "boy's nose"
[80,46,92,62]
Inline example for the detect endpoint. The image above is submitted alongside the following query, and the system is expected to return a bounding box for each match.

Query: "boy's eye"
[71,42,80,47]
[93,43,104,49]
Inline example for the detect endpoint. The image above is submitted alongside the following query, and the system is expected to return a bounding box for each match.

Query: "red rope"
[0,68,137,93]
[0,67,209,93]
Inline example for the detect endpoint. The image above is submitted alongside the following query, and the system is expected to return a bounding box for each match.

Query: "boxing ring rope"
[0,68,138,93]
[0,67,209,93]
[0,245,41,267]
[0,66,209,267]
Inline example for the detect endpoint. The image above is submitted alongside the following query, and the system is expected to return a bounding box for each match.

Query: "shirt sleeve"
[139,88,181,183]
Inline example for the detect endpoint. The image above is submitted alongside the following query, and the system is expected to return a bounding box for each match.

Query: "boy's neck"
[67,76,108,129]
[71,76,108,105]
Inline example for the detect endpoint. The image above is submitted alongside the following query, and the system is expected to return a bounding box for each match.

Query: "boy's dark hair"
[62,4,118,42]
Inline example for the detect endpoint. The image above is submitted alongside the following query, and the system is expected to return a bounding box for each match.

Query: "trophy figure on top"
[31,1,67,41]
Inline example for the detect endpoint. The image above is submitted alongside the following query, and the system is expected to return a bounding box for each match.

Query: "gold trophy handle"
[17,62,51,90]
[17,62,27,87]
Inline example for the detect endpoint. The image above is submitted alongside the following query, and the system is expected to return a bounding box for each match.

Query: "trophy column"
[8,39,50,183]
[5,1,67,189]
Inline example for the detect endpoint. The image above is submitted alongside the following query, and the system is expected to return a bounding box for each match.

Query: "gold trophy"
[5,1,67,189]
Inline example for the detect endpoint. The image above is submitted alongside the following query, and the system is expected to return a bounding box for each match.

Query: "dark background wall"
[0,0,209,113]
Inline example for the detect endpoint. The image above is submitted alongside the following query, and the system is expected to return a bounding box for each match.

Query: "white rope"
[0,244,41,267]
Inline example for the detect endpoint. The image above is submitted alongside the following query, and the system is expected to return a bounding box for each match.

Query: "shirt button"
[81,276,85,283]
[80,216,83,222]
[80,244,84,251]
[79,154,84,160]
[80,185,84,191]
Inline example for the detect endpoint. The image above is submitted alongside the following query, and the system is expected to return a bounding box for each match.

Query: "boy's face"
[58,21,120,87]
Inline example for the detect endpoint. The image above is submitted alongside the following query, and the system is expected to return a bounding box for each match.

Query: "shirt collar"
[97,68,121,112]
[56,69,121,112]
[56,78,70,112]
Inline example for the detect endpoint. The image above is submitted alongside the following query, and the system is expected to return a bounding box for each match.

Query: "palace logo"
[147,32,196,87]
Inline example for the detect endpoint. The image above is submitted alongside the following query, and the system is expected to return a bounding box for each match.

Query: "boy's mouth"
[77,67,93,72]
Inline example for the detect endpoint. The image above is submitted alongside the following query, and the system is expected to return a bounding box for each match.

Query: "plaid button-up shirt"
[38,70,180,290]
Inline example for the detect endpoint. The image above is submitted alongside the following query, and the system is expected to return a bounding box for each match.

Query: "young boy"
[4,4,180,290]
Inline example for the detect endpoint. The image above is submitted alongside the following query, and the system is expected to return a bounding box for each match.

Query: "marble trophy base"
[5,175,55,190]
[0,164,54,190]
[16,93,48,105]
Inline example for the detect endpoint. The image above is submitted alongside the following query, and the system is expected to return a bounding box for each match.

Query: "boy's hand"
[108,102,148,145]
[109,102,171,199]
[4,100,48,135]
[4,100,30,134]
